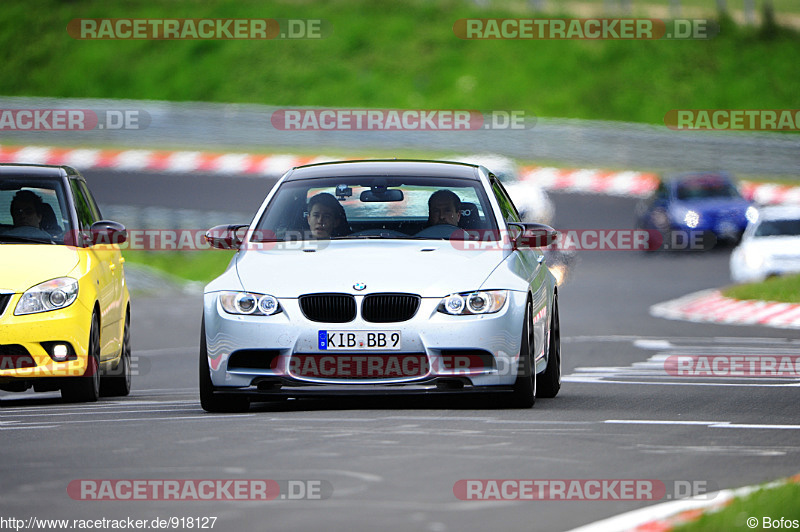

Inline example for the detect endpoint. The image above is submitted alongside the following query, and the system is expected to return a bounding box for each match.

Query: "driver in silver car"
[306,192,350,239]
[427,189,461,227]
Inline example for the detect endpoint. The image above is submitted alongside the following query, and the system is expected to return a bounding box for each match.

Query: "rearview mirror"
[360,189,404,202]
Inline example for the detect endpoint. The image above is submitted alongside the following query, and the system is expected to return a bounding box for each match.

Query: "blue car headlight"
[438,290,507,315]
[683,210,701,229]
[14,277,79,315]
[219,292,281,316]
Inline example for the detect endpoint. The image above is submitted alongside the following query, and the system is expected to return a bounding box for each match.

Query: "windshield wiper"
[334,234,401,240]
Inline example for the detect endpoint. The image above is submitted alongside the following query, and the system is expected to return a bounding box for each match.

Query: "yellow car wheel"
[101,309,131,397]
[61,312,100,403]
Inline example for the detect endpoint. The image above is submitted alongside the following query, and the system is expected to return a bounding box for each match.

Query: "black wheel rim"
[90,318,100,395]
[123,314,131,390]
[553,300,561,385]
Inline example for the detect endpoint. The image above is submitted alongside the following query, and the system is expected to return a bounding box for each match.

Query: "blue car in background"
[635,172,756,251]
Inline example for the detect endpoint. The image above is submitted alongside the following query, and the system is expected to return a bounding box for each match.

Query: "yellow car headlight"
[14,277,79,315]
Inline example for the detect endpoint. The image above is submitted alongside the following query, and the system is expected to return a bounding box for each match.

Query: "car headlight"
[438,290,507,315]
[683,210,700,229]
[743,251,765,271]
[219,292,281,316]
[14,277,79,315]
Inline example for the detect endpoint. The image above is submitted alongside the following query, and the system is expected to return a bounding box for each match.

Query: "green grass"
[123,249,235,283]
[723,273,800,303]
[2,0,799,126]
[672,479,800,531]
[490,0,800,17]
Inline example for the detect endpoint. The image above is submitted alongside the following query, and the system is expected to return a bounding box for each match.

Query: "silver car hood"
[234,240,506,298]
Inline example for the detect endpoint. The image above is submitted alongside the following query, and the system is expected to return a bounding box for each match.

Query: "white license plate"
[318,330,401,350]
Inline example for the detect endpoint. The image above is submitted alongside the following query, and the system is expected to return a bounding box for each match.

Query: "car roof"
[662,171,735,184]
[445,154,518,181]
[754,205,800,221]
[284,159,482,181]
[0,163,77,179]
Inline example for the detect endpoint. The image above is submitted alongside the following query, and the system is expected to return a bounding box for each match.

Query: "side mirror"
[508,222,558,248]
[90,220,127,245]
[205,224,248,250]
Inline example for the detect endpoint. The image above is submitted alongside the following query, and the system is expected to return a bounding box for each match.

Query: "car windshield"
[676,176,741,201]
[754,219,800,237]
[252,175,499,242]
[0,177,72,244]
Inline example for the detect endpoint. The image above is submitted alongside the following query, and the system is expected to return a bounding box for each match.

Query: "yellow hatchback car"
[0,164,130,402]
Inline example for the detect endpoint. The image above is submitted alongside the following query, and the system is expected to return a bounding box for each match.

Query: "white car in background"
[446,154,554,225]
[730,205,800,283]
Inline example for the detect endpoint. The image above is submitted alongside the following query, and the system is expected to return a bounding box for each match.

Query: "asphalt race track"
[2,171,799,532]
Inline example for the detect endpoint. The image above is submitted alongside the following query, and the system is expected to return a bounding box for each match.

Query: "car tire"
[199,317,250,413]
[100,309,132,397]
[536,297,561,398]
[508,299,536,408]
[61,312,101,403]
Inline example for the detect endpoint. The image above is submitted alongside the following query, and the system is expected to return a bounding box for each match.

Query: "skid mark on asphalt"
[0,397,251,430]
[606,419,800,430]
[631,444,800,456]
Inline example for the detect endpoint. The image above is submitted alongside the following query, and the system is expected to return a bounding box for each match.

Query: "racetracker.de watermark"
[67,19,331,40]
[665,109,800,131]
[665,355,800,377]
[269,353,506,379]
[270,109,534,130]
[82,228,710,251]
[453,18,717,40]
[0,352,150,377]
[453,479,717,500]
[68,479,333,501]
[0,109,149,130]
[451,229,710,251]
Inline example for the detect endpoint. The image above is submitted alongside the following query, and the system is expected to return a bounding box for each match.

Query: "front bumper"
[0,293,91,380]
[732,255,800,283]
[673,217,747,242]
[203,291,530,393]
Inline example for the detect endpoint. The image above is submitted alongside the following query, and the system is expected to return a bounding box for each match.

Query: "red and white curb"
[2,144,799,204]
[740,181,800,205]
[519,166,660,197]
[650,289,800,330]
[0,144,334,177]
[518,166,800,204]
[565,474,800,532]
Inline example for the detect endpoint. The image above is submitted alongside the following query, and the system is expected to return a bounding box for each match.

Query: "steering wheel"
[4,225,57,242]
[413,224,468,239]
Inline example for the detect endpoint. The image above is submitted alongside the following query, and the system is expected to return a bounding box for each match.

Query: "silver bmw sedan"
[200,160,560,411]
